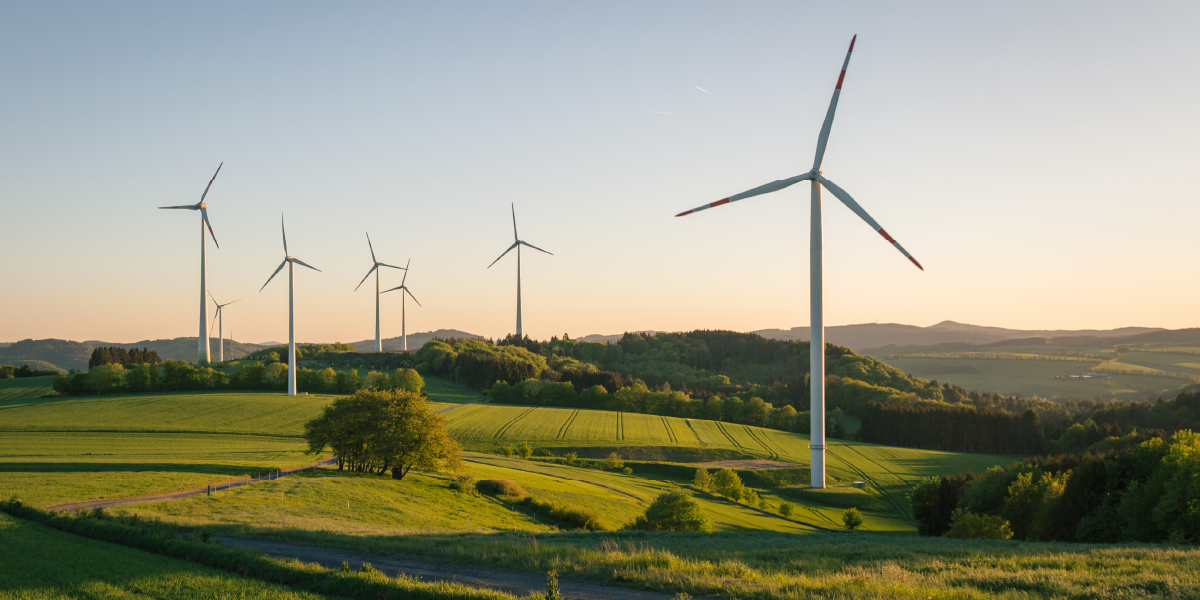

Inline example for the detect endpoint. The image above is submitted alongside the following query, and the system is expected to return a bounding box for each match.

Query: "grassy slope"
[441,403,1015,524]
[0,512,330,600]
[881,355,1180,398]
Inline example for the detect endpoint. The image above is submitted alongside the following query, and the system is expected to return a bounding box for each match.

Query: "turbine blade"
[158,204,200,210]
[199,162,223,203]
[281,214,288,256]
[377,262,405,270]
[405,287,421,307]
[812,35,856,171]
[817,175,923,270]
[201,207,219,248]
[511,203,518,241]
[354,264,378,291]
[365,232,377,264]
[400,258,411,286]
[260,259,287,292]
[519,240,553,255]
[488,242,519,269]
[675,173,813,216]
[223,299,241,307]
[208,289,218,306]
[209,311,218,337]
[290,257,321,272]
[380,285,403,294]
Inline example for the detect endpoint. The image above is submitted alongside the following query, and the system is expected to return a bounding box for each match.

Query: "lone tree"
[842,507,864,531]
[303,388,461,479]
[711,468,745,502]
[693,467,711,491]
[627,489,712,532]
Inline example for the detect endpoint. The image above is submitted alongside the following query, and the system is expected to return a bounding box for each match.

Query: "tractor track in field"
[557,409,581,439]
[660,416,678,443]
[683,420,707,446]
[617,412,625,441]
[714,421,744,450]
[492,407,538,440]
[216,536,693,600]
[742,426,779,459]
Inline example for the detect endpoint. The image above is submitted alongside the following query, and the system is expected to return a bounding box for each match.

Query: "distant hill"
[575,331,659,344]
[83,337,267,363]
[863,327,1200,357]
[752,321,1163,352]
[348,329,484,352]
[0,339,92,371]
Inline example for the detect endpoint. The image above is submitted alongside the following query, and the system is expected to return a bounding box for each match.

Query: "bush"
[450,476,478,494]
[945,508,1013,540]
[476,479,526,497]
[516,441,533,459]
[778,501,795,519]
[622,467,633,475]
[627,489,712,532]
[603,452,624,471]
[842,507,864,530]
[563,452,578,465]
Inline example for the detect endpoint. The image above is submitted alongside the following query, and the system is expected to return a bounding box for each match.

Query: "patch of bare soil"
[699,459,800,470]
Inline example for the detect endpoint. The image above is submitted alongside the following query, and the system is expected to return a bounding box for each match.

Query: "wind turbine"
[488,204,553,337]
[259,215,321,396]
[382,259,421,352]
[158,163,223,364]
[354,233,406,352]
[207,292,240,363]
[673,36,924,489]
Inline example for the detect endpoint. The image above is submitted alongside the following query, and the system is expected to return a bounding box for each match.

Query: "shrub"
[945,508,1014,540]
[603,452,624,471]
[564,452,578,465]
[627,489,712,532]
[498,446,514,458]
[778,501,795,518]
[450,475,478,494]
[622,467,633,475]
[693,467,711,491]
[477,479,526,497]
[516,441,533,459]
[842,507,864,530]
[744,489,761,507]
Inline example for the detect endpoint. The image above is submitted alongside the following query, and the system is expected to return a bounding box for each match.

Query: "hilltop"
[751,321,1162,352]
[0,337,268,371]
[347,329,483,352]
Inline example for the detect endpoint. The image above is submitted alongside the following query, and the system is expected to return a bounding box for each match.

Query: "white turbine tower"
[673,36,924,489]
[259,215,321,396]
[488,204,553,337]
[382,259,421,352]
[354,233,406,352]
[207,292,240,363]
[159,163,223,364]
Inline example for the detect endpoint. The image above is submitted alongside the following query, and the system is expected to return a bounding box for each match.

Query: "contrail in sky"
[695,86,713,95]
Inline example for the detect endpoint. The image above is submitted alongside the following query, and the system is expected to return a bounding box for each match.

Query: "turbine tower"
[488,204,553,336]
[673,36,924,489]
[158,163,223,364]
[382,259,421,352]
[259,215,321,396]
[207,292,240,363]
[354,233,405,352]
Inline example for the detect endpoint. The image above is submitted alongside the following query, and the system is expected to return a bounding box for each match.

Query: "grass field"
[881,355,1182,399]
[442,404,1015,524]
[0,512,332,600]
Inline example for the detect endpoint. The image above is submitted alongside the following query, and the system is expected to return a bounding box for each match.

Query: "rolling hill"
[348,329,483,352]
[751,321,1163,351]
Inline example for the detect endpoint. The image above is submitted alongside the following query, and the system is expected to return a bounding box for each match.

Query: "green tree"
[778,501,795,519]
[842,507,864,531]
[711,468,745,502]
[693,467,711,491]
[604,452,624,471]
[393,368,424,394]
[627,489,712,532]
[516,441,533,459]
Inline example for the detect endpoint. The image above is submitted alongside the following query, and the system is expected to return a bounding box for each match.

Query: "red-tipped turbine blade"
[812,35,856,172]
[816,175,923,271]
[675,173,813,217]
[200,162,223,203]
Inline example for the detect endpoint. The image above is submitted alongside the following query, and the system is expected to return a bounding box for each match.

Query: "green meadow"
[881,355,1182,399]
[0,512,332,600]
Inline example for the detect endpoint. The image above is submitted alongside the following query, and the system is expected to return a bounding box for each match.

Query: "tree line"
[860,402,1045,454]
[88,347,161,368]
[910,427,1200,543]
[0,364,61,378]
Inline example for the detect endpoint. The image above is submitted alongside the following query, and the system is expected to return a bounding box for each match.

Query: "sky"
[2,1,1199,344]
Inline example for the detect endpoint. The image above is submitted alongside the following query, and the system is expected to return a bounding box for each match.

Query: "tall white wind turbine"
[488,204,553,337]
[207,292,240,363]
[382,259,421,352]
[159,163,223,364]
[354,233,406,352]
[259,215,321,396]
[673,36,924,489]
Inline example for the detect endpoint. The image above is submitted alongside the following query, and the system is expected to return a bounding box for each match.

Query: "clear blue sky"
[2,1,1198,344]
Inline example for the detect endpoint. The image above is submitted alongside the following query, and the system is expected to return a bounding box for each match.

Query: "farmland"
[0,511,332,600]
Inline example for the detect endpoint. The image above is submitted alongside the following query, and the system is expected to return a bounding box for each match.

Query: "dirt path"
[218,536,690,600]
[48,457,339,512]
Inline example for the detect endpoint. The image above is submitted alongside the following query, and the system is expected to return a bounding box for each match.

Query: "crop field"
[443,404,1014,524]
[1117,351,1200,377]
[880,355,1183,399]
[0,512,331,600]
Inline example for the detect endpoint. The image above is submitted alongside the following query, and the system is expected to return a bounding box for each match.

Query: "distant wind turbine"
[488,204,552,337]
[207,291,240,362]
[673,36,924,489]
[382,259,421,352]
[259,215,321,396]
[354,233,405,352]
[158,163,223,364]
